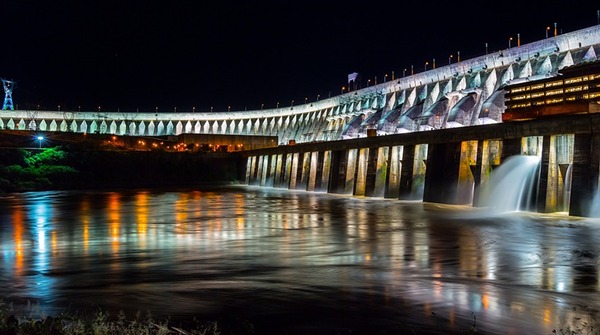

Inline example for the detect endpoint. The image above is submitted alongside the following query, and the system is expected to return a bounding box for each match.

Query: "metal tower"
[2,79,14,110]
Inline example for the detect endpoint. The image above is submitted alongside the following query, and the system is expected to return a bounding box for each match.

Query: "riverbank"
[0,145,245,193]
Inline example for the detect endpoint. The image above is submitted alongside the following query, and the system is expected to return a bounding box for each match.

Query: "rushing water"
[1,186,600,334]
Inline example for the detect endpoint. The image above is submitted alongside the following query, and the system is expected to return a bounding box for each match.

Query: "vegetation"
[0,147,78,192]
[0,145,243,193]
[0,301,224,335]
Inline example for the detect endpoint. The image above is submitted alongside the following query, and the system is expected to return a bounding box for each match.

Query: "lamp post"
[367,79,371,86]
[546,26,550,38]
[403,68,407,77]
[509,37,513,48]
[424,61,429,71]
[411,65,414,75]
[317,94,320,101]
[384,74,388,82]
[457,51,460,62]
[449,54,453,64]
[37,136,43,149]
[304,97,307,104]
[517,33,520,46]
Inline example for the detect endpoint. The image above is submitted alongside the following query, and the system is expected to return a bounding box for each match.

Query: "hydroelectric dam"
[2,24,600,216]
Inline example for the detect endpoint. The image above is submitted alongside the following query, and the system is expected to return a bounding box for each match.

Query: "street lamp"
[341,86,345,94]
[403,68,407,77]
[424,61,429,71]
[37,136,44,149]
[509,37,513,48]
[316,94,320,101]
[449,54,453,64]
[546,26,550,38]
[367,79,371,86]
[304,97,308,104]
[384,74,388,82]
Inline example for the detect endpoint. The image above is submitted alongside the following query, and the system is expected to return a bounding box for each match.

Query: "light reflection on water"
[1,186,600,334]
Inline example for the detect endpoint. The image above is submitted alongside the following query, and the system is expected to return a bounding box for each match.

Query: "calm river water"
[1,186,600,334]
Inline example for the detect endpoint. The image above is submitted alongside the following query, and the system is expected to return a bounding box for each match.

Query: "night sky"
[1,1,599,113]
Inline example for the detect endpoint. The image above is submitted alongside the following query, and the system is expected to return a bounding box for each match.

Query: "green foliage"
[0,147,78,192]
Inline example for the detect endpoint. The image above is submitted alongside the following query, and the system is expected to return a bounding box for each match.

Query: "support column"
[298,152,311,190]
[319,150,331,192]
[283,153,292,189]
[307,151,319,191]
[245,156,253,185]
[372,146,389,198]
[328,150,344,194]
[570,134,600,217]
[385,145,403,198]
[537,135,552,212]
[345,149,358,195]
[423,142,461,204]
[260,155,270,187]
[354,148,369,196]
[289,153,299,189]
[399,144,416,200]
[273,154,284,188]
[266,154,277,187]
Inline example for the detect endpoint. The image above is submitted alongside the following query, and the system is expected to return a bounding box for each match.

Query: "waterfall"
[476,155,541,213]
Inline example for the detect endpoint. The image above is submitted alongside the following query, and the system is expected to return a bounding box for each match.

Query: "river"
[1,186,599,334]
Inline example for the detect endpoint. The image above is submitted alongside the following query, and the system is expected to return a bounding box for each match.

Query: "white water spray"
[476,155,541,213]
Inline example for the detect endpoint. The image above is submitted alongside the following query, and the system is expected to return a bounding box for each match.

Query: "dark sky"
[1,1,599,112]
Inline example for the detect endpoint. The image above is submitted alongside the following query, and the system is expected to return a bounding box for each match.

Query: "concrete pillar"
[345,149,358,195]
[260,155,270,187]
[457,140,478,204]
[363,147,382,197]
[289,153,299,189]
[385,145,403,199]
[273,154,284,188]
[307,151,319,191]
[255,155,263,186]
[319,150,331,192]
[372,146,389,198]
[570,134,600,217]
[537,135,552,212]
[328,150,344,194]
[423,142,461,204]
[266,154,277,187]
[354,148,369,196]
[538,135,573,213]
[399,144,416,200]
[298,152,311,190]
[412,144,428,200]
[245,156,253,184]
[283,153,293,189]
